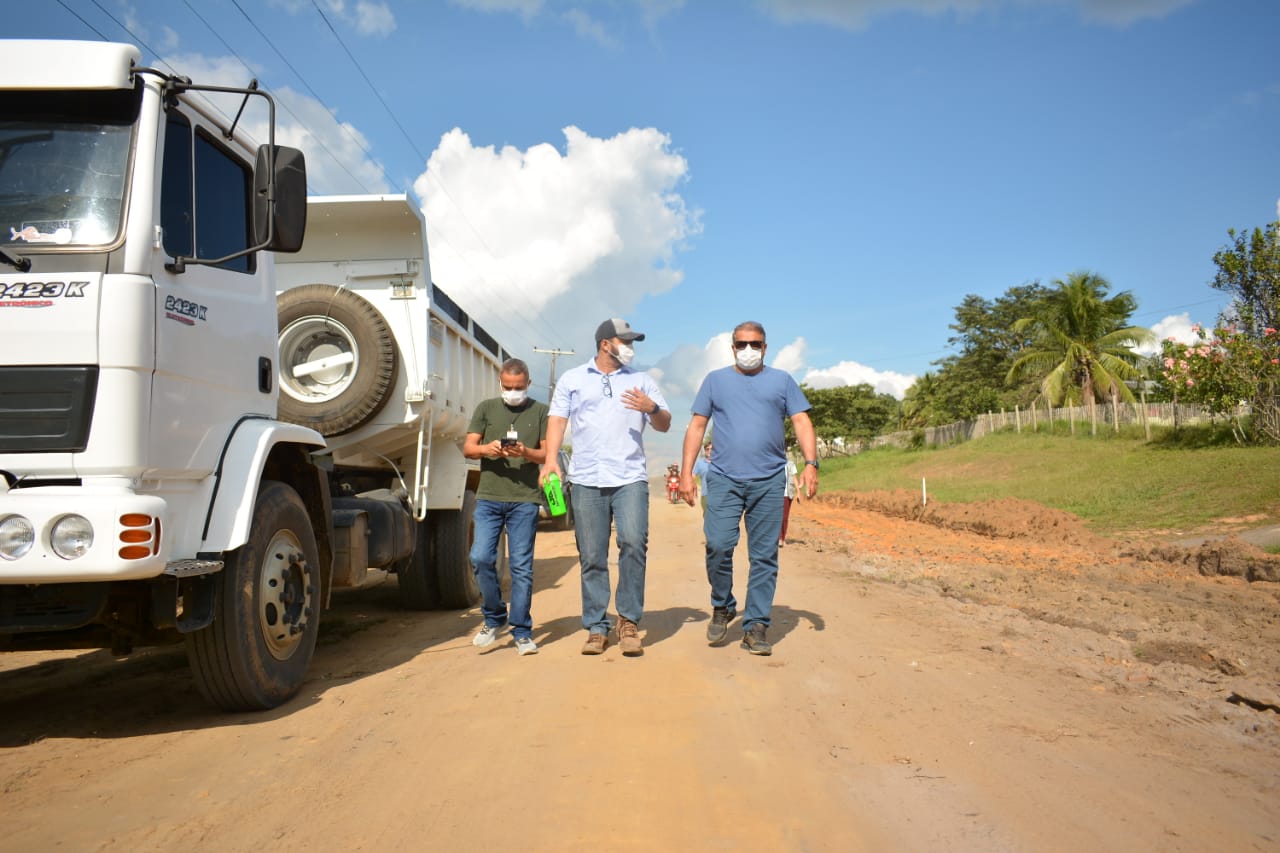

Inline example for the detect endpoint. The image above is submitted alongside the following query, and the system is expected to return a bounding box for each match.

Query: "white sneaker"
[472,623,506,648]
[514,636,538,656]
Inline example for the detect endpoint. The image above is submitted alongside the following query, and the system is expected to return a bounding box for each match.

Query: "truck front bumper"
[0,485,171,583]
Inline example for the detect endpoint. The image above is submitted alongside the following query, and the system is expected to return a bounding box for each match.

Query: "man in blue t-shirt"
[678,321,819,655]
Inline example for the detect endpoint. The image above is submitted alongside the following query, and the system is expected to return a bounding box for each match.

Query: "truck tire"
[396,519,441,611]
[432,489,481,609]
[185,480,320,711]
[276,285,399,436]
[397,497,505,610]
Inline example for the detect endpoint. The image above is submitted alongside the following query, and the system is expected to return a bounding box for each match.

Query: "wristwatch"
[650,402,660,415]
[804,459,819,470]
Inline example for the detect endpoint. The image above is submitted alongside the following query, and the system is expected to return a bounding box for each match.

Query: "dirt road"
[1,489,1278,851]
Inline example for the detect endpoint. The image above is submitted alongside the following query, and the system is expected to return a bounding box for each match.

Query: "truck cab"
[0,39,329,709]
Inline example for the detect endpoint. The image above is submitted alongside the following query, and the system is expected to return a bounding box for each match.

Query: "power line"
[181,0,375,196]
[532,346,576,397]
[300,1,575,355]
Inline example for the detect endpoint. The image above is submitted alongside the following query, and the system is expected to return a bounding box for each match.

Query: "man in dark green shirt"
[462,358,549,655]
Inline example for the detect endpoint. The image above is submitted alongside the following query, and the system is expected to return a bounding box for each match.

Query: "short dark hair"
[733,321,766,341]
[501,358,530,379]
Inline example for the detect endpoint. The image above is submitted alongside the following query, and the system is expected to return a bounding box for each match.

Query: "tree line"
[800,220,1280,446]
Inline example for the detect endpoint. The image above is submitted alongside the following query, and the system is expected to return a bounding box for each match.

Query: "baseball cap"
[595,318,646,343]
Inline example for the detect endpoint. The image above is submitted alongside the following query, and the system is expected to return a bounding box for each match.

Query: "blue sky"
[20,0,1280,462]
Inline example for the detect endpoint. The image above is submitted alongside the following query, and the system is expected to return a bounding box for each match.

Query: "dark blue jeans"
[570,480,649,634]
[703,469,785,629]
[469,499,540,640]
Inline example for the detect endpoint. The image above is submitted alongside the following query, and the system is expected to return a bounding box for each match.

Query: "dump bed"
[274,194,506,509]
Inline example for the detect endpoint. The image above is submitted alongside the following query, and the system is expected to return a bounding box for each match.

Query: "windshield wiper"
[0,248,31,272]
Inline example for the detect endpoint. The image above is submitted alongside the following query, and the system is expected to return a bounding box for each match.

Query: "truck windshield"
[0,86,141,249]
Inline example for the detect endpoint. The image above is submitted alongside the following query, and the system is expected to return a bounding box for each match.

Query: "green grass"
[820,426,1280,536]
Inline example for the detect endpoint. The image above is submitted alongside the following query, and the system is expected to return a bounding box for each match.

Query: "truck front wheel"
[186,480,320,711]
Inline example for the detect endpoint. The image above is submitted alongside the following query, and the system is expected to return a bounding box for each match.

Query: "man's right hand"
[539,460,561,487]
[678,472,698,507]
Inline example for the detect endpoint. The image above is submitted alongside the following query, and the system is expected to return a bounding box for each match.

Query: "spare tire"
[276,285,399,436]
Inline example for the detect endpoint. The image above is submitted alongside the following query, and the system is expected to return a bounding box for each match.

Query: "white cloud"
[771,337,808,373]
[274,88,391,194]
[800,360,917,399]
[268,0,396,34]
[652,333,735,398]
[1136,312,1200,356]
[563,9,618,46]
[449,0,545,16]
[414,126,699,352]
[755,0,1195,30]
[1078,0,1196,26]
[353,1,397,35]
[160,52,391,195]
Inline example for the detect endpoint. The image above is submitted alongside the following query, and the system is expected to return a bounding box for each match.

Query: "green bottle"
[543,473,567,517]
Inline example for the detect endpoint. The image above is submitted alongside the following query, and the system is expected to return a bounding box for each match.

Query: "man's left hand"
[801,465,818,499]
[621,388,655,413]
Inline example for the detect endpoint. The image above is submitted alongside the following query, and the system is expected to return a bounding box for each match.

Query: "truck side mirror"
[253,145,307,253]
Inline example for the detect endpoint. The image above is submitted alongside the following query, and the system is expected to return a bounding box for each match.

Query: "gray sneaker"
[706,606,736,645]
[514,636,538,656]
[741,623,772,656]
[472,623,506,648]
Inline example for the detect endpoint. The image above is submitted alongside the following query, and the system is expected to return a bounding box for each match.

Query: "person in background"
[691,441,712,514]
[541,318,671,656]
[462,358,549,656]
[678,321,818,656]
[779,451,801,547]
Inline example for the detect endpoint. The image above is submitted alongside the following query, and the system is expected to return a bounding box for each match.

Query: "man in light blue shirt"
[678,321,819,656]
[542,318,671,656]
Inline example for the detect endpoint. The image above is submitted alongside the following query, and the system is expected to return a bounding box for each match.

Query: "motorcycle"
[666,466,681,503]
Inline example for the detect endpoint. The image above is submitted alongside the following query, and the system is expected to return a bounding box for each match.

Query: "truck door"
[149,110,277,476]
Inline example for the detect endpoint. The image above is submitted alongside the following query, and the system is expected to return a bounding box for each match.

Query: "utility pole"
[533,346,574,398]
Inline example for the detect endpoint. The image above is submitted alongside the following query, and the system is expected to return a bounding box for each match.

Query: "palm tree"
[1006,272,1155,423]
[900,372,939,428]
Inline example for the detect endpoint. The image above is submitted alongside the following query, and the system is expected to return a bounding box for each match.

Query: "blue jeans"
[469,499,540,640]
[570,480,649,634]
[703,470,785,630]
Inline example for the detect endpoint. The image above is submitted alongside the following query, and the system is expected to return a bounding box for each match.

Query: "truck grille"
[0,366,99,453]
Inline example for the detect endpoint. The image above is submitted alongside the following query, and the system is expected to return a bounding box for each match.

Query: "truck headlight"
[50,515,94,560]
[0,515,35,561]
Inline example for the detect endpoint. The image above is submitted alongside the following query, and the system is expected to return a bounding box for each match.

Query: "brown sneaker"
[741,623,773,656]
[581,632,608,655]
[617,618,643,656]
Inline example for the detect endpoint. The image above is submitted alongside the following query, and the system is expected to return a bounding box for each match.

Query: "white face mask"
[610,342,635,367]
[502,388,528,406]
[735,347,764,371]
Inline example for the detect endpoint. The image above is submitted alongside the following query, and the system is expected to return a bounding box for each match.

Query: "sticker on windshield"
[10,221,74,244]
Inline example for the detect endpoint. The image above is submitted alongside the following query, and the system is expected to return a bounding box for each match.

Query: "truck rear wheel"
[432,489,481,609]
[396,519,441,611]
[276,285,399,436]
[185,480,320,711]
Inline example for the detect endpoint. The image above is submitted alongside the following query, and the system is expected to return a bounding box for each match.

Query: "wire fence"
[822,400,1234,456]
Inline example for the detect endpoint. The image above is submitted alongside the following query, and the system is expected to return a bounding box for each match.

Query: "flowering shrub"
[1161,325,1280,443]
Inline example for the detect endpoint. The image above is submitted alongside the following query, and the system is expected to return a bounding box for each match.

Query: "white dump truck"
[0,40,503,710]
